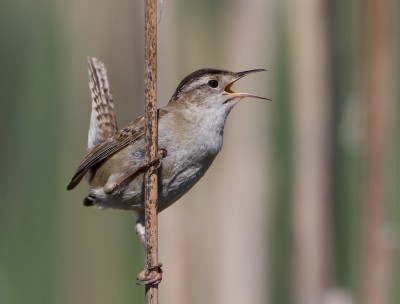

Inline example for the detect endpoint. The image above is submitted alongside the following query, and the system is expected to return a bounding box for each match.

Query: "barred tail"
[87,57,118,149]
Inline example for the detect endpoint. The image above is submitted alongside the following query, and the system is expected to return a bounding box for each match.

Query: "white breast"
[156,106,228,211]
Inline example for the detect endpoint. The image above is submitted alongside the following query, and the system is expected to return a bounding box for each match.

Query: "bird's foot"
[151,148,168,170]
[136,263,163,286]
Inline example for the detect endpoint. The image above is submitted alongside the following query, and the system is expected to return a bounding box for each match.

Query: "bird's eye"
[208,79,219,88]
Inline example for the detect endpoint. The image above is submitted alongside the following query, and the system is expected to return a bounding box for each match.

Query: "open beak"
[223,69,271,101]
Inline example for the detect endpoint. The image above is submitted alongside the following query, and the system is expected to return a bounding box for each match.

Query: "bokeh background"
[0,0,398,303]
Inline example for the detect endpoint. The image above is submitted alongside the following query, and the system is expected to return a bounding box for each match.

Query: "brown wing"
[67,116,145,190]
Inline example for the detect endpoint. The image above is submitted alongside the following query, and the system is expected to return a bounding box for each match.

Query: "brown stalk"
[144,0,159,303]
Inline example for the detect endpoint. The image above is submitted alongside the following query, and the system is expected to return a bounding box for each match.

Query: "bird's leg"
[104,148,167,194]
[135,214,146,246]
[135,214,163,285]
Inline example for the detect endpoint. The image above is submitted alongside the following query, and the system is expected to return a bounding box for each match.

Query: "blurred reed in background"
[0,0,398,303]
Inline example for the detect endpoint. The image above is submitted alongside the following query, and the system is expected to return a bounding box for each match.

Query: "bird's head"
[169,68,269,111]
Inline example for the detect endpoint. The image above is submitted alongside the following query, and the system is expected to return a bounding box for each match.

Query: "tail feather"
[87,57,118,149]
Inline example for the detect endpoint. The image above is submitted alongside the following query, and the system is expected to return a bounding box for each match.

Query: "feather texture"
[67,116,145,190]
[87,57,118,149]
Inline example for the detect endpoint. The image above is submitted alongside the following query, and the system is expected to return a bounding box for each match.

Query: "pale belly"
[89,141,218,212]
[89,109,224,212]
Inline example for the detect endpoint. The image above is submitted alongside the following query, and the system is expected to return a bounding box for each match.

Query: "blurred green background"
[0,0,398,303]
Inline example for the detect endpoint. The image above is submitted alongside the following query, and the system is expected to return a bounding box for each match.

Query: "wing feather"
[67,116,144,190]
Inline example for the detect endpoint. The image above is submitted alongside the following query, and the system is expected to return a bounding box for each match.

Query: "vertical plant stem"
[290,0,330,303]
[144,0,159,303]
[360,0,393,303]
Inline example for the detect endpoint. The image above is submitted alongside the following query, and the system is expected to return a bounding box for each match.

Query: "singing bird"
[67,57,268,281]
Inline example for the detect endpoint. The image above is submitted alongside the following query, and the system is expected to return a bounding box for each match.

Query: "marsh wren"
[67,57,268,251]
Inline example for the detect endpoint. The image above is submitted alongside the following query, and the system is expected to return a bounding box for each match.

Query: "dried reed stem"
[144,0,159,303]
